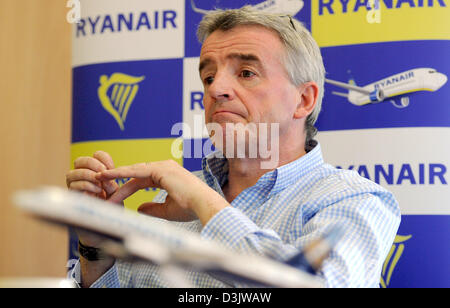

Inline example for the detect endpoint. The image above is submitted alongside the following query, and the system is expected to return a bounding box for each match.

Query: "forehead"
[200,25,286,64]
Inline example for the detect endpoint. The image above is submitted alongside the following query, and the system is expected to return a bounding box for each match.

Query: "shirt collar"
[201,140,324,196]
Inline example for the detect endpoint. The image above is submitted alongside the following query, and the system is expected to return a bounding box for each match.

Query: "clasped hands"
[66,150,228,229]
[92,156,229,226]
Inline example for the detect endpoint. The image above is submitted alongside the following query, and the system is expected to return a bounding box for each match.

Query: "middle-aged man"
[66,7,401,288]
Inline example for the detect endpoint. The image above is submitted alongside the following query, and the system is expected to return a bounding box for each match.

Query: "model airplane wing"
[325,78,372,95]
[13,186,324,288]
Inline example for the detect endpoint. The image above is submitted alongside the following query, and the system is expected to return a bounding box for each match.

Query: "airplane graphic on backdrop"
[191,0,304,16]
[326,68,448,108]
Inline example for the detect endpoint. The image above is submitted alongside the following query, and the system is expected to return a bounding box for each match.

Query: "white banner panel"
[317,127,450,215]
[73,0,185,67]
[183,57,208,139]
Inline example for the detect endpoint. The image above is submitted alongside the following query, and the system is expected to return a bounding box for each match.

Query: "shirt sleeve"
[67,191,169,288]
[200,187,401,288]
[200,206,299,259]
[69,259,132,288]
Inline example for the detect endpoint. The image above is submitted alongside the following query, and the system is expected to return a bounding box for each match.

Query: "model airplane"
[12,186,335,288]
[326,68,447,108]
[191,0,304,16]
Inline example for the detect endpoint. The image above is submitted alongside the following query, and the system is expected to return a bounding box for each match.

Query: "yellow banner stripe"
[312,1,450,47]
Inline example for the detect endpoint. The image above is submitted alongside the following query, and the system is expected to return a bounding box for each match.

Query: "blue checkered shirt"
[71,142,400,288]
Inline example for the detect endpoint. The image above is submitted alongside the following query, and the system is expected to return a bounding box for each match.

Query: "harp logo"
[380,234,412,288]
[98,73,145,130]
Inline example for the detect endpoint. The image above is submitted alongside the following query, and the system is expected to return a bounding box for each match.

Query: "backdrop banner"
[70,0,449,287]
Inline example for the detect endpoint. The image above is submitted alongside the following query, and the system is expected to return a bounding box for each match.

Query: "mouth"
[212,110,244,118]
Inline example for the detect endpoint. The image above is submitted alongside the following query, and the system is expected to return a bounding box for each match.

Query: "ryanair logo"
[98,73,145,130]
[380,234,412,288]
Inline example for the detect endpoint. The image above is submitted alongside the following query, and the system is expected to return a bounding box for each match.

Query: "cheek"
[264,90,298,124]
[203,97,213,123]
[236,87,269,121]
[252,91,287,121]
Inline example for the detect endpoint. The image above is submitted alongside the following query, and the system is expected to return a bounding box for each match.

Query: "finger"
[92,151,119,196]
[107,178,149,204]
[69,181,102,194]
[74,156,107,172]
[84,191,96,196]
[93,151,115,170]
[102,180,119,196]
[137,202,168,219]
[66,169,101,187]
[96,163,153,181]
[82,190,107,202]
[138,202,195,222]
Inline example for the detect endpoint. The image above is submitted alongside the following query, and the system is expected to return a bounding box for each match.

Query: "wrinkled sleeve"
[69,260,124,288]
[201,186,401,288]
[67,191,171,288]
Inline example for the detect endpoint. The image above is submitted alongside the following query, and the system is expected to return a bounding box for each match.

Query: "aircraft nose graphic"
[435,73,448,89]
[286,0,305,14]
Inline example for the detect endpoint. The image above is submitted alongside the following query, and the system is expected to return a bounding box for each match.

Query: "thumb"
[107,178,142,204]
[138,201,196,222]
[137,202,169,219]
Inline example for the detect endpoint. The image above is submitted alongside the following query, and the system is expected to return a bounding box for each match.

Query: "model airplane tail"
[331,91,348,98]
[190,0,209,14]
[326,78,386,105]
[12,186,332,288]
[325,78,371,95]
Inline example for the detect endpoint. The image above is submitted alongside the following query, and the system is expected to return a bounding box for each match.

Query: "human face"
[199,25,301,136]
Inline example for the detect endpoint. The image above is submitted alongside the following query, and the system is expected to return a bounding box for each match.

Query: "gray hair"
[197,7,325,145]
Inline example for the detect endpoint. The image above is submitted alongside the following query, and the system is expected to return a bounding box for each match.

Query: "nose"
[207,71,234,103]
[435,73,448,90]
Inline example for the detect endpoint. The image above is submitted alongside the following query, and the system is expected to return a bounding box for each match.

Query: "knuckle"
[93,151,106,162]
[85,181,101,193]
[82,169,96,181]
[70,181,101,193]
[65,172,73,186]
[73,156,90,168]
[93,150,104,156]
[68,181,79,191]
[166,159,178,167]
[73,157,83,168]
[87,157,105,172]
[134,162,147,169]
[94,151,114,167]
[65,169,73,179]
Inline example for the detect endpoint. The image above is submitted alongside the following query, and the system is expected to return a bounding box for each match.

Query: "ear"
[293,82,319,119]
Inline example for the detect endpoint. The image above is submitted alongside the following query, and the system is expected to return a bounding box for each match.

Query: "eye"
[240,70,256,78]
[203,76,214,85]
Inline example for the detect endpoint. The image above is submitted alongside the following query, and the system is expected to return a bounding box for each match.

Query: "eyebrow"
[199,53,262,73]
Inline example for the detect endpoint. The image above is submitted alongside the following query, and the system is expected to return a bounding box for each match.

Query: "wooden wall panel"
[0,0,71,278]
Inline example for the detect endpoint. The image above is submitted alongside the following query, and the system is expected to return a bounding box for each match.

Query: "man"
[66,7,400,288]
